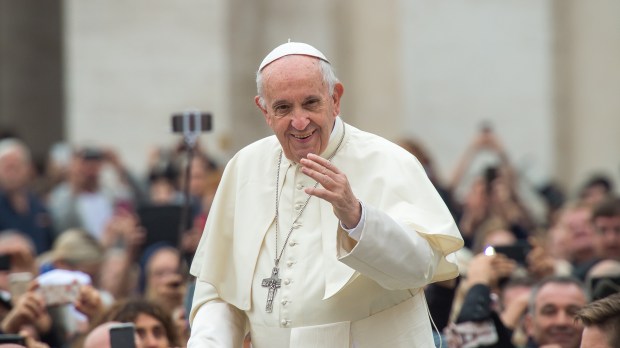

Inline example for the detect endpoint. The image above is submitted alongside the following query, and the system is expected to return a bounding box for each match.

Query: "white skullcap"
[258,41,329,72]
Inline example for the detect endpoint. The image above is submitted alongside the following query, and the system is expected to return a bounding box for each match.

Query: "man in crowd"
[187,42,463,347]
[48,146,137,240]
[575,292,620,348]
[524,276,587,348]
[592,198,620,261]
[0,139,55,254]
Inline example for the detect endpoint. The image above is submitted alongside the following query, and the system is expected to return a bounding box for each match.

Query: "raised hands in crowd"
[1,122,619,348]
[1,282,51,337]
[450,127,535,246]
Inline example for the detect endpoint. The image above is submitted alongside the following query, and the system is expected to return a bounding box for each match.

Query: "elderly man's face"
[256,55,343,163]
[526,282,586,348]
[0,149,31,192]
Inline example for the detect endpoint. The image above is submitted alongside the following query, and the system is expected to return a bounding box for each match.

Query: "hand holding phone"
[486,241,531,266]
[2,289,47,334]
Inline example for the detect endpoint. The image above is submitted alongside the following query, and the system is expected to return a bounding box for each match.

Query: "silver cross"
[261,267,282,312]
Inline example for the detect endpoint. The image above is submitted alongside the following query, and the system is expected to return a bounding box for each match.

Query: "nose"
[290,109,310,130]
[142,333,159,348]
[134,334,144,348]
[556,310,573,325]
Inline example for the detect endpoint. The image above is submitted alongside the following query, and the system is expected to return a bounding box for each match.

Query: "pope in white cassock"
[188,42,464,348]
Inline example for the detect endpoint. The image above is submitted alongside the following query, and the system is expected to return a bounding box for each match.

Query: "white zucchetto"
[258,41,329,72]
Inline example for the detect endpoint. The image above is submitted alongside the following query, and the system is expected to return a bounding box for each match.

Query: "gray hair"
[0,138,31,163]
[256,57,340,109]
[0,229,37,255]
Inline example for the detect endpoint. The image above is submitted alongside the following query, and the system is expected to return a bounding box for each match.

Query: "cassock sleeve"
[187,280,247,348]
[337,204,442,290]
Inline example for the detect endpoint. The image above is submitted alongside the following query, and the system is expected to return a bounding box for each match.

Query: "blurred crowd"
[403,128,620,348]
[0,125,618,348]
[0,134,220,348]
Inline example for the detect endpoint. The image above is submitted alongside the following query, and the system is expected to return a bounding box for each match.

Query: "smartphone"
[110,323,137,348]
[80,147,105,160]
[0,334,26,345]
[38,282,81,306]
[8,272,33,300]
[0,254,11,271]
[492,241,531,266]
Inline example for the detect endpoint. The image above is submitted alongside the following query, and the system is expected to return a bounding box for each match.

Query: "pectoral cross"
[261,266,281,313]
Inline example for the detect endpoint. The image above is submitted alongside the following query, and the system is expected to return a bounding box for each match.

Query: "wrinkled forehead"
[259,58,327,102]
[261,54,322,78]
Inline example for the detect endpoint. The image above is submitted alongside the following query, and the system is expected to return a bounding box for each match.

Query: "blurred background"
[1,0,619,197]
[1,3,619,346]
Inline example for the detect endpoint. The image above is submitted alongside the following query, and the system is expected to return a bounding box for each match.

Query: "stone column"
[0,0,64,164]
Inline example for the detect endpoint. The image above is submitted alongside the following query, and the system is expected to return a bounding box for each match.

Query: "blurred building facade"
[1,0,619,194]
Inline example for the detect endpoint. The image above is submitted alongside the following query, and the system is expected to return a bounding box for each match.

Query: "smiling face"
[526,282,586,348]
[255,55,343,163]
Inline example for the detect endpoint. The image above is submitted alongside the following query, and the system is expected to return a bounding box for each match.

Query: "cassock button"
[293,222,301,229]
[281,299,288,305]
[284,279,291,285]
[296,184,304,190]
[295,203,303,211]
[286,261,294,267]
[288,241,297,247]
[281,320,290,327]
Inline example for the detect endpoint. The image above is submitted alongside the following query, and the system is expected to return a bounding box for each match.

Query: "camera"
[79,147,105,161]
[485,241,531,266]
[171,112,212,133]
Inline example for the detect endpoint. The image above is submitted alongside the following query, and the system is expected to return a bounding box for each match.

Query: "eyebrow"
[271,99,290,108]
[303,95,322,102]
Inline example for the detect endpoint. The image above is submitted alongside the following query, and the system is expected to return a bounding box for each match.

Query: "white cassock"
[188,117,464,348]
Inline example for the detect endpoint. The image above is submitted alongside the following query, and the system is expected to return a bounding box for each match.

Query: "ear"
[255,96,271,126]
[332,83,344,116]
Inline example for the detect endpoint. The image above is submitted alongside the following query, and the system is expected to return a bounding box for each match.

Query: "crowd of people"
[416,129,620,348]
[0,118,618,348]
[0,136,219,347]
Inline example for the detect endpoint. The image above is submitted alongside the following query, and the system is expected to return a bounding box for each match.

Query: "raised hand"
[74,284,104,320]
[300,153,361,229]
[1,283,50,335]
